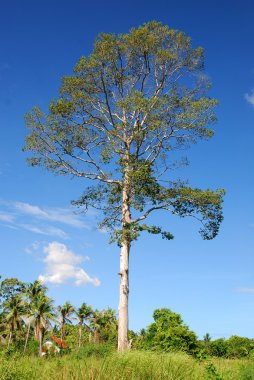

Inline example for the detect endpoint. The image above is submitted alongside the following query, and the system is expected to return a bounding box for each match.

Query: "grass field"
[0,348,252,380]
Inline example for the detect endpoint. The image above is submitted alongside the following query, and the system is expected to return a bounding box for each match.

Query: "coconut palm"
[22,280,47,353]
[89,308,117,344]
[4,294,26,348]
[76,303,93,347]
[58,301,75,341]
[30,293,57,355]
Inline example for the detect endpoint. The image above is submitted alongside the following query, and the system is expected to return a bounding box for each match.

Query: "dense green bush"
[137,308,198,354]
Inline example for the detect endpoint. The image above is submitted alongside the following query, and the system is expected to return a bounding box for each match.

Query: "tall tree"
[24,21,224,351]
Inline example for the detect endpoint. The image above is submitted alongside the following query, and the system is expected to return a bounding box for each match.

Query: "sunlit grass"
[0,348,247,380]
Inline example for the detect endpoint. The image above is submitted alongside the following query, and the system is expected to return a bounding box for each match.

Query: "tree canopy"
[24,21,224,244]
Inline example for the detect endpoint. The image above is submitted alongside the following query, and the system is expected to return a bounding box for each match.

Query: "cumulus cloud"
[38,242,100,287]
[245,90,254,106]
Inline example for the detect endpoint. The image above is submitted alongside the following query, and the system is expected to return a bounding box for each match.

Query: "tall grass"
[0,346,247,380]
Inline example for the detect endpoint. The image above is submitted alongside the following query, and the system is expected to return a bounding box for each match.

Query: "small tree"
[24,21,224,351]
[144,308,198,353]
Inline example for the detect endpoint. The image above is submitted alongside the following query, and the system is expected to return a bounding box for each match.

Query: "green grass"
[0,348,249,380]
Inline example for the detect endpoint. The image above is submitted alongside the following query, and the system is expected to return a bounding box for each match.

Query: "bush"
[209,339,228,358]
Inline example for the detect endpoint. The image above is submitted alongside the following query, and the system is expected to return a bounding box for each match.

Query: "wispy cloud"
[0,212,15,223]
[25,241,42,254]
[38,242,100,287]
[21,224,68,239]
[245,89,254,106]
[236,287,254,294]
[13,202,88,228]
[0,199,95,239]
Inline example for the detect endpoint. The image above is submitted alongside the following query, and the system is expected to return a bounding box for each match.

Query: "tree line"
[1,276,253,359]
[0,277,117,355]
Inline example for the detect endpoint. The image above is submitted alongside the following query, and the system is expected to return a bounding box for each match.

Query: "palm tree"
[58,301,75,341]
[89,308,117,344]
[89,309,102,343]
[4,295,26,348]
[204,332,212,345]
[22,280,47,353]
[76,303,93,347]
[30,293,57,355]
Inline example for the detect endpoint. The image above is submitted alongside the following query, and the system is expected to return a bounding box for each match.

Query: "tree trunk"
[61,320,65,341]
[78,322,82,348]
[39,329,42,356]
[7,330,12,349]
[118,175,132,352]
[34,319,40,342]
[23,321,31,354]
[93,328,100,343]
[118,239,130,351]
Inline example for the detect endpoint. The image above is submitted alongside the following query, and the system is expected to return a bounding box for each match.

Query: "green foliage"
[205,361,223,380]
[0,278,25,304]
[208,339,228,358]
[1,275,254,362]
[239,360,254,379]
[24,21,224,246]
[140,308,198,354]
[226,336,254,358]
[89,307,118,344]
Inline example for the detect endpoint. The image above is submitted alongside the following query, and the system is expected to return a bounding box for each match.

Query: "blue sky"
[1,0,254,339]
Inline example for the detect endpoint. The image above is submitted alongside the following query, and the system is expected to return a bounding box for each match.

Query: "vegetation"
[24,21,224,351]
[1,276,254,380]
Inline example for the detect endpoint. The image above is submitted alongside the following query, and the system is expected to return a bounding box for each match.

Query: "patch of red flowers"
[51,335,67,349]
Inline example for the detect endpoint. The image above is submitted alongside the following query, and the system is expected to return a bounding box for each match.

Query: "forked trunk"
[118,239,130,351]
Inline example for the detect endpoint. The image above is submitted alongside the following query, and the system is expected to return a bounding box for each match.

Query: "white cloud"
[14,201,88,228]
[245,90,254,106]
[0,211,15,223]
[21,224,68,239]
[38,242,100,287]
[0,199,97,240]
[236,287,254,294]
[25,241,42,254]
